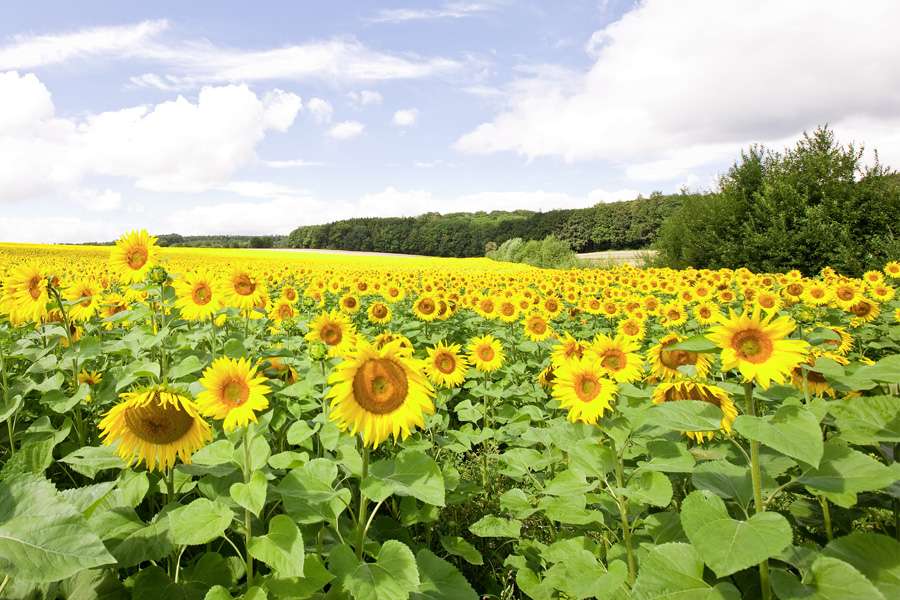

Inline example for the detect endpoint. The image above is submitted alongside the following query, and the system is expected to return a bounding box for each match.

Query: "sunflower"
[537,364,556,389]
[197,357,271,432]
[101,292,131,329]
[551,332,589,367]
[659,302,687,328]
[791,351,846,398]
[651,381,737,442]
[269,298,297,325]
[468,334,505,373]
[832,282,861,310]
[551,358,617,424]
[339,293,361,314]
[221,269,264,311]
[4,264,49,324]
[373,331,414,356]
[523,313,553,342]
[367,301,392,325]
[109,229,158,284]
[817,324,853,355]
[754,290,782,314]
[847,298,880,326]
[707,308,810,389]
[65,280,101,322]
[885,261,900,279]
[424,342,469,388]
[174,271,220,321]
[99,386,211,472]
[617,317,646,342]
[694,301,721,326]
[280,285,299,303]
[589,334,644,383]
[413,295,439,322]
[497,299,520,323]
[327,340,435,448]
[647,333,712,381]
[869,284,895,302]
[306,310,356,357]
[78,369,103,386]
[801,282,832,306]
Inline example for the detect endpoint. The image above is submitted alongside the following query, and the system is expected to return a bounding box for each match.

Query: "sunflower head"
[367,301,392,325]
[327,340,435,448]
[468,334,505,373]
[551,357,617,424]
[306,310,356,357]
[110,230,159,284]
[99,386,211,472]
[197,357,271,432]
[524,313,552,342]
[425,341,469,388]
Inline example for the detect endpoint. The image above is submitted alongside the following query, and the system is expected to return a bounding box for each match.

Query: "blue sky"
[2,0,899,242]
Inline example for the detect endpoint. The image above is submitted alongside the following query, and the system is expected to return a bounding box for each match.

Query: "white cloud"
[261,158,327,168]
[306,97,334,123]
[0,215,126,243]
[347,90,383,107]
[392,108,419,127]
[327,120,365,140]
[456,0,900,180]
[70,188,123,212]
[0,20,168,70]
[0,71,303,200]
[370,2,495,23]
[587,188,641,203]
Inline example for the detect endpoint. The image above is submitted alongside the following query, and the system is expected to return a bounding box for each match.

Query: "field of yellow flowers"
[1,231,899,600]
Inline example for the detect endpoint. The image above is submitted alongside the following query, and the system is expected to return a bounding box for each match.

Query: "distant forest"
[283,192,686,257]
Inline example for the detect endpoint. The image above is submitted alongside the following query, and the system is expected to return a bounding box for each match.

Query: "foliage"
[487,235,582,269]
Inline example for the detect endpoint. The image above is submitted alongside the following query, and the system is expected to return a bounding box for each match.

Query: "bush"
[488,235,581,269]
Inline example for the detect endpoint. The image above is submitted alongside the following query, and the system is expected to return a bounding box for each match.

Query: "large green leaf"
[278,458,353,524]
[824,532,900,598]
[733,405,824,467]
[827,396,900,445]
[632,543,740,600]
[469,515,521,538]
[230,471,267,517]
[362,450,445,507]
[798,440,900,507]
[680,490,792,577]
[771,556,885,600]
[248,514,304,577]
[0,474,116,582]
[667,335,719,353]
[691,459,754,509]
[344,540,420,600]
[411,549,478,600]
[624,470,673,507]
[439,536,483,566]
[167,498,233,546]
[644,400,724,432]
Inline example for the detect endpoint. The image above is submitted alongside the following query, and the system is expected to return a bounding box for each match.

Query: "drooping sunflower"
[306,310,356,357]
[651,381,737,442]
[537,364,556,389]
[790,351,846,398]
[99,386,211,472]
[468,334,505,373]
[647,333,712,381]
[589,334,644,383]
[4,264,49,324]
[424,341,470,388]
[327,339,435,448]
[367,301,392,325]
[523,312,553,342]
[551,358,617,424]
[817,324,853,355]
[197,357,271,432]
[109,229,158,284]
[221,268,265,311]
[707,308,810,389]
[65,280,101,322]
[373,331,414,356]
[174,271,220,321]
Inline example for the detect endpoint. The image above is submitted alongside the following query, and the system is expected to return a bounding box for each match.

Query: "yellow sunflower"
[847,298,880,326]
[413,295,439,322]
[551,332,589,367]
[885,260,900,279]
[174,271,220,321]
[589,334,644,383]
[99,386,211,472]
[373,331,414,356]
[221,268,264,311]
[707,308,810,389]
[109,229,158,284]
[327,340,435,448]
[65,280,101,322]
[424,342,469,388]
[197,357,271,432]
[339,293,361,314]
[467,334,505,373]
[617,317,646,342]
[269,298,297,326]
[647,333,712,381]
[693,301,721,326]
[537,364,556,389]
[4,264,49,324]
[523,312,553,342]
[651,381,737,443]
[551,358,617,424]
[367,301,392,325]
[306,310,356,357]
[791,351,846,398]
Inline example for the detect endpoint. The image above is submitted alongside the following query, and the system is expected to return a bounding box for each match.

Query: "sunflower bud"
[147,265,170,285]
[308,341,327,361]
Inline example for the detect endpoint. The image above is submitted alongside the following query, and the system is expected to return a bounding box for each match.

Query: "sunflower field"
[1,232,899,600]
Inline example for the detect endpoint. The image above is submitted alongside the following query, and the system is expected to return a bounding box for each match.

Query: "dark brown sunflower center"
[123,400,195,444]
[529,318,547,334]
[419,299,436,314]
[126,247,148,270]
[321,323,343,346]
[436,352,456,374]
[28,276,42,299]
[575,374,600,402]
[501,303,515,316]
[663,383,722,406]
[343,297,357,309]
[372,304,388,318]
[234,274,255,296]
[222,379,250,406]
[836,287,854,301]
[352,358,408,414]
[850,302,872,317]
[192,283,212,305]
[732,330,773,363]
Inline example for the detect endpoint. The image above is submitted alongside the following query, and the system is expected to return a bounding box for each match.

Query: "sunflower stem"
[166,467,177,578]
[482,371,492,495]
[357,445,370,560]
[819,495,833,541]
[744,382,772,600]
[614,455,637,586]
[243,426,254,586]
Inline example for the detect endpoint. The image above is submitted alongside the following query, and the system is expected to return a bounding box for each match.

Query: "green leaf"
[734,405,824,467]
[857,354,900,384]
[638,440,696,473]
[61,445,126,479]
[230,471,267,517]
[362,450,445,507]
[248,514,304,578]
[278,459,352,524]
[645,400,724,432]
[566,438,616,478]
[469,515,521,538]
[541,469,595,496]
[828,396,900,445]
[667,335,719,353]
[680,490,792,577]
[771,556,885,600]
[798,440,900,507]
[344,540,419,600]
[439,536,483,566]
[632,543,741,600]
[411,549,478,600]
[0,474,116,582]
[169,355,204,380]
[167,498,233,546]
[823,532,900,598]
[624,470,673,507]
[691,459,753,509]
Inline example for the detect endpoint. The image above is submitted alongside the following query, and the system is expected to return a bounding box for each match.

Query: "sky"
[2,0,900,243]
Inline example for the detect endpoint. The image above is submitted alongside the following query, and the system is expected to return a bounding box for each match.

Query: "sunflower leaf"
[734,404,824,467]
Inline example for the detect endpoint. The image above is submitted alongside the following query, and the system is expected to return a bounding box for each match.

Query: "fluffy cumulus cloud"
[306,97,334,123]
[347,90,383,107]
[456,0,900,180]
[327,120,365,140]
[392,108,419,127]
[0,71,302,199]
